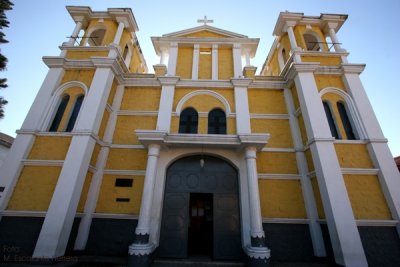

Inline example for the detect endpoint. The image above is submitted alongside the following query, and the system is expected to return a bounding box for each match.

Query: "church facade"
[1,6,400,267]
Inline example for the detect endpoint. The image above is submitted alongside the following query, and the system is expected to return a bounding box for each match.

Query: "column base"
[128,242,155,267]
[248,257,271,267]
[127,253,153,267]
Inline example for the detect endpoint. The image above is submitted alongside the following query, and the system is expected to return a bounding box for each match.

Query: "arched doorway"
[158,155,243,260]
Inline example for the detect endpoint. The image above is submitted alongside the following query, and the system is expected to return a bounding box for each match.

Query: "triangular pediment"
[162,25,248,39]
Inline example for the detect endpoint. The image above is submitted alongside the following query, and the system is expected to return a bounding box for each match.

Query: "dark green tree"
[0,0,13,119]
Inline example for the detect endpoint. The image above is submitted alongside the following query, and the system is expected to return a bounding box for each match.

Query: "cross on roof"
[197,16,214,25]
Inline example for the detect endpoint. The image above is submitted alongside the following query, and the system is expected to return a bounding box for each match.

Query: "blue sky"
[1,0,399,156]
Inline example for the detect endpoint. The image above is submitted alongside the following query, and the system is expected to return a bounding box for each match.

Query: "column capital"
[231,78,252,87]
[212,44,218,50]
[283,21,297,32]
[193,43,200,49]
[245,146,257,159]
[158,76,180,86]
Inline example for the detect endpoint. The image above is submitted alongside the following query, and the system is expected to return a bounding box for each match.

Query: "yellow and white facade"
[0,7,399,267]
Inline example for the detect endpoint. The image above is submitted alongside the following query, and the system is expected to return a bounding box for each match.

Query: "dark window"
[208,108,226,134]
[337,102,356,140]
[49,95,70,132]
[323,101,339,139]
[303,33,321,51]
[115,178,133,187]
[282,48,287,62]
[65,95,84,132]
[179,107,198,134]
[123,44,129,60]
[116,198,130,202]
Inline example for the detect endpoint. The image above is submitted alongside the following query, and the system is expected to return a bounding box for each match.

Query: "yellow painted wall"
[256,152,298,174]
[259,179,306,218]
[85,19,117,46]
[250,119,293,148]
[106,149,147,170]
[98,109,110,140]
[267,46,281,76]
[298,114,308,145]
[294,25,329,52]
[61,70,95,89]
[218,47,233,80]
[198,117,208,134]
[199,48,212,79]
[311,176,325,219]
[173,88,235,113]
[65,51,109,59]
[28,136,72,160]
[90,143,101,167]
[96,175,144,214]
[176,47,193,79]
[182,94,225,113]
[262,34,291,76]
[113,115,157,145]
[301,55,342,66]
[227,117,236,135]
[7,166,61,211]
[77,171,93,212]
[182,30,228,38]
[315,75,346,91]
[344,175,391,219]
[335,143,374,169]
[107,81,118,105]
[304,149,315,172]
[121,87,161,111]
[248,89,287,114]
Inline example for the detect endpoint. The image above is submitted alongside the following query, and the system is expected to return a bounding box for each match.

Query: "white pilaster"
[74,85,125,250]
[283,88,326,257]
[156,77,179,132]
[232,44,242,78]
[191,44,199,80]
[245,147,264,238]
[232,79,252,134]
[167,42,178,76]
[342,68,400,235]
[33,135,96,258]
[133,144,160,237]
[293,65,367,266]
[33,66,115,258]
[212,44,218,80]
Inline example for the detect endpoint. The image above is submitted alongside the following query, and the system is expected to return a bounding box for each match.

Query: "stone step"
[151,258,246,267]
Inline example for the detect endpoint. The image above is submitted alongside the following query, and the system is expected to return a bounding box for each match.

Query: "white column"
[212,44,218,80]
[113,21,125,46]
[244,48,251,67]
[245,147,264,239]
[293,66,367,266]
[156,77,179,132]
[192,44,200,80]
[232,43,242,78]
[167,42,178,76]
[232,79,251,134]
[133,144,160,237]
[74,85,125,250]
[284,22,301,63]
[283,88,326,257]
[159,48,168,65]
[326,23,343,52]
[67,21,83,46]
[342,69,400,235]
[33,67,115,258]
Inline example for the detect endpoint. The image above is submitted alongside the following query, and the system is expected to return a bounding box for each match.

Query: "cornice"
[285,62,320,80]
[157,76,180,86]
[177,79,233,88]
[231,78,253,87]
[340,64,366,75]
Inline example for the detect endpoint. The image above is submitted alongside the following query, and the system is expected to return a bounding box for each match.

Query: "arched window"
[337,102,356,140]
[49,95,70,132]
[123,44,129,60]
[179,107,198,134]
[88,29,106,46]
[65,95,84,132]
[208,108,226,134]
[303,33,321,51]
[323,101,339,139]
[282,48,287,63]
